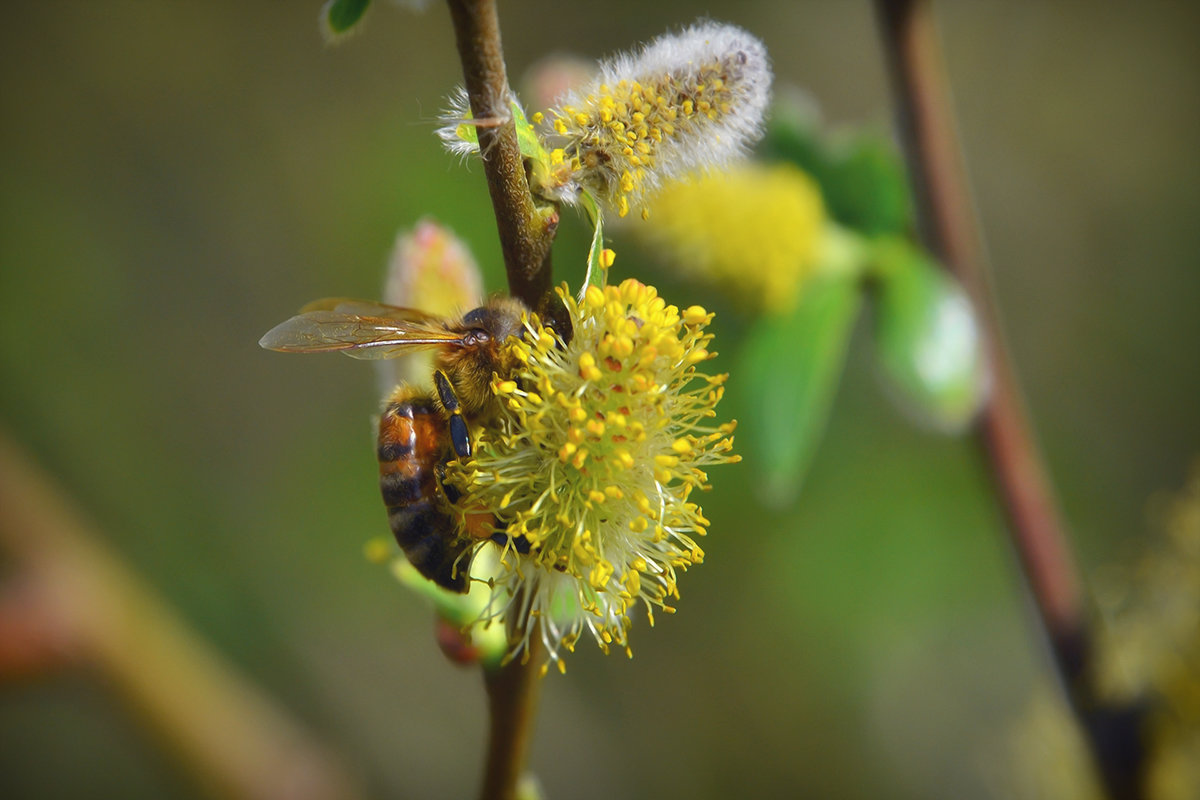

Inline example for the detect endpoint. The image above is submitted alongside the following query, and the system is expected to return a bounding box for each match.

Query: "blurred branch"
[480,636,543,800]
[0,430,363,800]
[874,2,1144,798]
[446,0,556,307]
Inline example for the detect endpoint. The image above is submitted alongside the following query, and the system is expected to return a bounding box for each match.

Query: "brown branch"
[446,0,556,307]
[479,636,544,800]
[874,2,1144,798]
[0,430,364,800]
[443,2,549,798]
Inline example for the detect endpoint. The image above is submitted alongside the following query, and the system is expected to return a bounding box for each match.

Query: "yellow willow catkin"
[547,21,771,218]
[637,162,828,312]
[445,281,739,672]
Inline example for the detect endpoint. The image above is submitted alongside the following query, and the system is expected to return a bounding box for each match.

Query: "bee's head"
[460,297,525,343]
[437,297,528,416]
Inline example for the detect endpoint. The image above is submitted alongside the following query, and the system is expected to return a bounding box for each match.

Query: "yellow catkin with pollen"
[445,279,740,669]
[543,21,771,218]
[637,162,828,313]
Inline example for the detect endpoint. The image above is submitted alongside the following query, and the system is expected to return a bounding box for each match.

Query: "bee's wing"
[297,297,438,319]
[259,307,463,360]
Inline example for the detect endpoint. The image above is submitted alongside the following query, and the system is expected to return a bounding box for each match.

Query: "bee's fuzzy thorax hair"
[434,296,528,417]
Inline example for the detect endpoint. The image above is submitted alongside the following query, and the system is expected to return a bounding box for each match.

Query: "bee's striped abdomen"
[377,393,470,593]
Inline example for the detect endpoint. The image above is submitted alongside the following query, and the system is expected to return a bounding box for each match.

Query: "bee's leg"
[536,290,574,346]
[489,523,532,554]
[433,369,471,458]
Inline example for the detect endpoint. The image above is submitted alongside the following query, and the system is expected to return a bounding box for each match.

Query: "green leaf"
[453,100,549,163]
[764,104,913,236]
[321,0,371,39]
[869,240,989,432]
[762,99,831,179]
[510,102,548,163]
[454,121,478,147]
[578,189,607,297]
[741,271,862,507]
[824,136,913,236]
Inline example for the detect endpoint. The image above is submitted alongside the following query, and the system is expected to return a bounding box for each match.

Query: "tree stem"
[445,0,556,308]
[874,2,1144,797]
[444,2,548,797]
[479,636,544,800]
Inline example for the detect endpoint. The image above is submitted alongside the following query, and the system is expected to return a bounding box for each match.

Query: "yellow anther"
[578,351,603,381]
[585,285,606,309]
[611,335,634,358]
[589,559,614,589]
[683,305,709,326]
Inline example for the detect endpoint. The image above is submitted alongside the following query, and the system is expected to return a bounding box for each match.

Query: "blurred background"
[1,2,1198,798]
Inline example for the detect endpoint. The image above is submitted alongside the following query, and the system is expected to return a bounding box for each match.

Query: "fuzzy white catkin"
[550,20,772,215]
[435,21,773,218]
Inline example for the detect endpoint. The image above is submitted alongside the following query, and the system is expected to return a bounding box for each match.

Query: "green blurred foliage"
[765,104,913,237]
[868,238,989,432]
[742,271,862,506]
[323,0,373,39]
[1,2,1199,799]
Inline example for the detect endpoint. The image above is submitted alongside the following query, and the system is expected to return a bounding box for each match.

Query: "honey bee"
[260,294,571,593]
